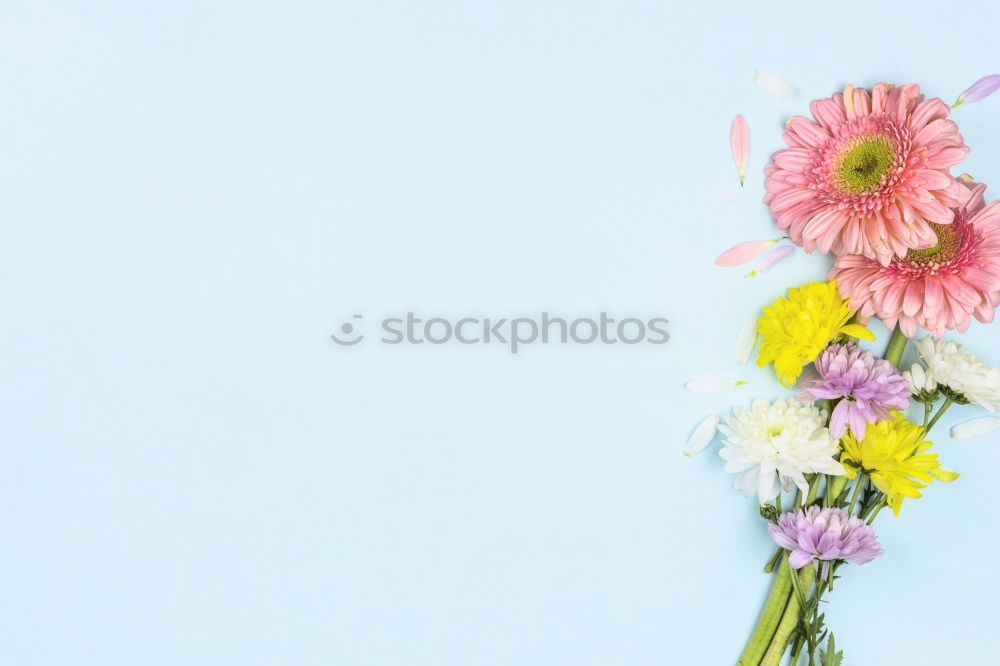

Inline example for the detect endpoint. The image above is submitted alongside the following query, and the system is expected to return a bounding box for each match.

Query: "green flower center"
[907,224,959,264]
[835,136,895,193]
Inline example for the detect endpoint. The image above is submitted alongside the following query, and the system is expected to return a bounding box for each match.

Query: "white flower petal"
[757,458,778,502]
[738,467,759,499]
[754,69,794,100]
[905,364,928,392]
[718,398,838,503]
[685,376,746,393]
[950,416,1000,440]
[684,414,720,456]
[914,337,1000,411]
[708,180,736,204]
[735,320,758,365]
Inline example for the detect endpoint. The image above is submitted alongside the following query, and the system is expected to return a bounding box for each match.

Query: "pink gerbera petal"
[764,83,970,264]
[829,181,1000,337]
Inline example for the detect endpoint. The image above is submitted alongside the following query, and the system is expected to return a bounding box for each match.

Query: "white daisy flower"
[718,399,844,503]
[914,337,1000,411]
[903,363,940,404]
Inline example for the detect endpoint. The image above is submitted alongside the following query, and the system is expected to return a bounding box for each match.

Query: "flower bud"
[759,503,779,522]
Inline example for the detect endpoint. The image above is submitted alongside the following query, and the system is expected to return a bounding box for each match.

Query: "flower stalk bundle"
[698,80,1000,664]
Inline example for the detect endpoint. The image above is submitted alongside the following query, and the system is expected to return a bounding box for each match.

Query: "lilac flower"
[768,506,883,573]
[797,343,909,439]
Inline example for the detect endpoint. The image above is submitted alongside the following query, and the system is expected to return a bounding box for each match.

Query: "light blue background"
[4,1,1000,664]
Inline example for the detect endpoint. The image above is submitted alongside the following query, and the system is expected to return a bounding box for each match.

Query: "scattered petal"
[745,245,794,278]
[735,320,758,365]
[708,180,736,203]
[731,114,749,185]
[754,69,793,100]
[684,414,720,456]
[685,376,747,393]
[715,238,782,266]
[953,74,1000,108]
[951,416,1000,440]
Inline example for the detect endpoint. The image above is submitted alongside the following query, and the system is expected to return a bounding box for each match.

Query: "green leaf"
[820,634,844,666]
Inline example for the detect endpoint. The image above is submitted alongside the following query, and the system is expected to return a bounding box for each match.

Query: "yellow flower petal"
[931,469,960,482]
[839,412,957,515]
[839,323,876,342]
[756,281,859,385]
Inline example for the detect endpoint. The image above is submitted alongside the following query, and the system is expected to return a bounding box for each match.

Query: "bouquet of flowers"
[686,77,1000,665]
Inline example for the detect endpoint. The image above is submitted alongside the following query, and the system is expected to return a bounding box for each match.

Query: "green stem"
[737,553,794,665]
[760,564,817,666]
[764,546,783,574]
[859,492,884,521]
[819,399,832,416]
[847,473,866,515]
[825,475,848,508]
[788,559,807,610]
[925,397,955,434]
[866,497,887,525]
[739,490,806,663]
[807,568,829,664]
[825,561,839,594]
[790,635,805,665]
[883,326,908,368]
[803,474,821,507]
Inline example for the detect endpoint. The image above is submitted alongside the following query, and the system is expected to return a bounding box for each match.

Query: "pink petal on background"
[715,238,781,266]
[754,69,794,100]
[731,114,749,185]
[953,74,1000,107]
[745,245,793,278]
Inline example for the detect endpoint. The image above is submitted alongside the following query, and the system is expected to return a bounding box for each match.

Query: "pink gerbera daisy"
[764,83,970,265]
[830,182,1000,337]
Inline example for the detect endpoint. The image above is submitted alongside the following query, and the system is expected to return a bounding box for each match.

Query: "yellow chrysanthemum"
[756,280,874,386]
[840,412,959,515]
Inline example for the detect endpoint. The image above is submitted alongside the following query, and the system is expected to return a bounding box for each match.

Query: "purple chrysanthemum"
[768,506,883,573]
[797,343,910,438]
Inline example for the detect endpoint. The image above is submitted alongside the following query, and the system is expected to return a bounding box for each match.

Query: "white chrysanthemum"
[903,363,940,404]
[914,337,1000,411]
[718,398,844,503]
